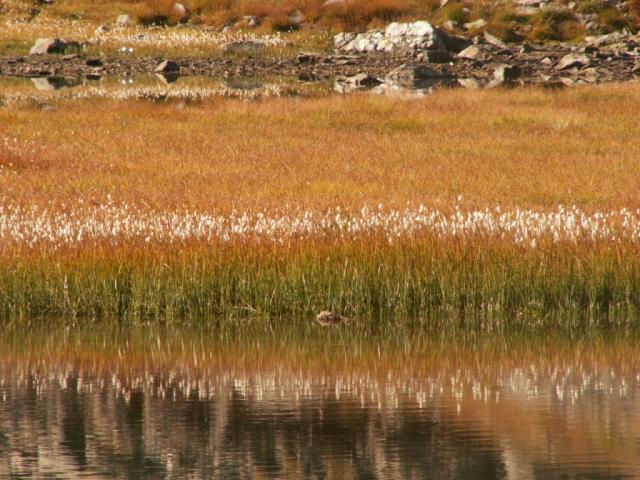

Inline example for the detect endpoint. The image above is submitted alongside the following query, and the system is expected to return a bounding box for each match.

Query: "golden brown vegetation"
[2,83,640,212]
[1,0,638,50]
[1,84,640,321]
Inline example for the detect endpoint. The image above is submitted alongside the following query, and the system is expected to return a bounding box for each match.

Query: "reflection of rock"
[30,38,79,55]
[334,21,469,54]
[334,73,383,93]
[386,64,454,88]
[85,58,103,68]
[31,76,80,91]
[225,77,264,90]
[156,73,180,84]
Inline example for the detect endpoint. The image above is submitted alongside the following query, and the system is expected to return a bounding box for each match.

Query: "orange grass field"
[2,83,640,212]
[1,83,640,322]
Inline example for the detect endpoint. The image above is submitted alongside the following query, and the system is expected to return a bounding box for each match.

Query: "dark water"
[1,328,640,479]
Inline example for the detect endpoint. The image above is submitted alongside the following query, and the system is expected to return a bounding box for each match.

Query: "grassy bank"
[1,0,639,57]
[1,238,639,323]
[1,84,640,324]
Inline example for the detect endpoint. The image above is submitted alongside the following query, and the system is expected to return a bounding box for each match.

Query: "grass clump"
[530,7,584,42]
[1,239,639,324]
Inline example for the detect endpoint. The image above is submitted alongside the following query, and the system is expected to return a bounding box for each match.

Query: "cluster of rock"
[330,19,640,92]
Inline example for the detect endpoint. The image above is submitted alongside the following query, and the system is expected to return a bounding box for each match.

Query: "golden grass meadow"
[2,83,640,323]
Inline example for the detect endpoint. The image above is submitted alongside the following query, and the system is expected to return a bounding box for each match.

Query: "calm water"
[1,325,640,479]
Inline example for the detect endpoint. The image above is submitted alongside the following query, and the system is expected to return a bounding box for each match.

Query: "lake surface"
[1,324,640,479]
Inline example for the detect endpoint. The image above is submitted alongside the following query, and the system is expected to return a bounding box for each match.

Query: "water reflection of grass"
[3,325,640,478]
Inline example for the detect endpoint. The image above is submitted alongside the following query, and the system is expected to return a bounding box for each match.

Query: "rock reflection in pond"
[1,331,640,479]
[0,75,326,106]
[31,76,81,91]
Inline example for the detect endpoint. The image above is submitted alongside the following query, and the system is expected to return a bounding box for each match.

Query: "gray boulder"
[334,21,468,54]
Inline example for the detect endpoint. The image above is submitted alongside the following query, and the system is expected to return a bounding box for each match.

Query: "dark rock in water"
[386,64,454,83]
[493,63,520,82]
[225,77,264,90]
[30,38,78,55]
[556,53,591,71]
[334,73,383,93]
[31,76,80,91]
[156,72,180,84]
[316,311,351,326]
[85,58,104,67]
[347,73,383,88]
[155,59,180,73]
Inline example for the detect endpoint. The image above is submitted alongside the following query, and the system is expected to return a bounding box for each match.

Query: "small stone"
[463,19,487,31]
[316,311,351,326]
[457,77,483,89]
[323,0,347,7]
[288,10,306,27]
[116,14,134,26]
[483,31,507,49]
[242,15,260,28]
[457,45,487,61]
[442,20,458,31]
[556,53,591,70]
[172,2,190,22]
[155,59,180,73]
